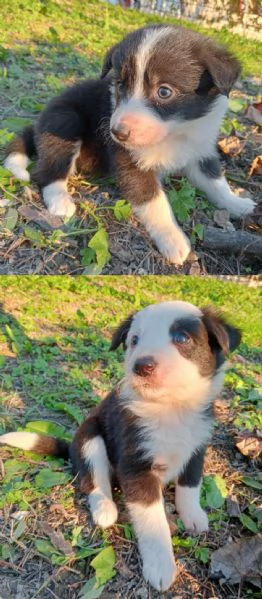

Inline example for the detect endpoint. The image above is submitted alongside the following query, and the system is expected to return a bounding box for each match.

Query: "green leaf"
[53,402,83,425]
[192,223,204,240]
[239,513,258,533]
[87,228,111,273]
[23,226,47,247]
[34,538,61,557]
[35,468,70,489]
[78,577,105,599]
[172,536,196,548]
[25,421,67,439]
[228,98,246,113]
[0,207,18,231]
[2,117,32,133]
[90,546,116,586]
[241,476,262,491]
[202,475,227,508]
[169,179,196,223]
[14,519,27,540]
[113,199,131,221]
[81,247,96,267]
[194,546,210,564]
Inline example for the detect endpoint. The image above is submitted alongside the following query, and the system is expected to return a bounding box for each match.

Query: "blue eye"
[131,335,139,347]
[172,330,191,345]
[158,86,173,99]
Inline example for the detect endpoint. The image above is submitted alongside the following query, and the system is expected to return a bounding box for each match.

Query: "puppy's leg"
[185,156,255,217]
[115,148,190,265]
[34,135,81,217]
[81,435,118,528]
[122,473,176,591]
[176,447,208,533]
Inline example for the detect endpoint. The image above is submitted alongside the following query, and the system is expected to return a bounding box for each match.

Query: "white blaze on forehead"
[133,27,174,98]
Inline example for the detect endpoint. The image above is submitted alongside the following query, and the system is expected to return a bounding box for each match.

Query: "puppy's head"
[102,25,240,149]
[110,301,241,408]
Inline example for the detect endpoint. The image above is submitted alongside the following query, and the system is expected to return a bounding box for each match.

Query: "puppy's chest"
[142,413,211,484]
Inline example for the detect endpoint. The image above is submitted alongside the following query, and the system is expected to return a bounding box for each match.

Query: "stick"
[203,226,262,258]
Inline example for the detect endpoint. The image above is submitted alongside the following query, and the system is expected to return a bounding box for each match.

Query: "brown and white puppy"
[0,301,241,591]
[4,25,255,265]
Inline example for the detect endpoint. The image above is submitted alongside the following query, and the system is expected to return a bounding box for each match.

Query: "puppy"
[0,301,241,591]
[4,25,255,265]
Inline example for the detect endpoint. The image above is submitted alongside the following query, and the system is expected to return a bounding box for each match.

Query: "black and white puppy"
[4,25,255,265]
[0,301,241,591]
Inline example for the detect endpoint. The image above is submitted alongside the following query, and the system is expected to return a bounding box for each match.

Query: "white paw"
[45,194,76,218]
[90,495,118,529]
[142,543,177,591]
[154,227,191,265]
[4,154,30,182]
[226,195,255,217]
[179,507,209,534]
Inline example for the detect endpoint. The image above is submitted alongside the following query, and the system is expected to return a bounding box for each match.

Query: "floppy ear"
[109,314,135,351]
[101,43,118,78]
[202,307,241,355]
[202,42,241,95]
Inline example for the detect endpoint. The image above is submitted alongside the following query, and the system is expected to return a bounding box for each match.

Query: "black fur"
[199,156,221,179]
[178,446,206,487]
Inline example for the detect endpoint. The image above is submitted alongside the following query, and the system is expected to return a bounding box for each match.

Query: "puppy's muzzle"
[110,124,130,143]
[133,356,157,377]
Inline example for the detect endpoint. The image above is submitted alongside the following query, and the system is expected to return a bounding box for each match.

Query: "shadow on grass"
[0,302,123,434]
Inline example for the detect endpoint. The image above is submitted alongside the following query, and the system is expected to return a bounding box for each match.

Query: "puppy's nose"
[133,356,156,377]
[110,124,130,142]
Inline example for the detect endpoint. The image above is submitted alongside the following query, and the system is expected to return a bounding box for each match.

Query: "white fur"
[175,483,209,533]
[42,181,76,217]
[82,436,118,528]
[4,152,30,181]
[133,189,191,264]
[133,27,173,98]
[0,431,39,450]
[128,499,176,591]
[185,162,255,216]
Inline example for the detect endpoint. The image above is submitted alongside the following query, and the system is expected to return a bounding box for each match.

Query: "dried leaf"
[235,431,262,460]
[246,104,262,125]
[249,156,262,177]
[41,522,73,556]
[218,136,245,156]
[210,534,262,588]
[0,207,18,231]
[227,495,241,518]
[18,205,64,231]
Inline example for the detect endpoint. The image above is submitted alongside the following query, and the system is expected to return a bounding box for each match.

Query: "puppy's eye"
[172,330,191,345]
[157,86,173,99]
[131,335,139,347]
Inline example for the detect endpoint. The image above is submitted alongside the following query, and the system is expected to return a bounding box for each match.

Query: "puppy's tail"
[4,125,36,182]
[0,431,69,460]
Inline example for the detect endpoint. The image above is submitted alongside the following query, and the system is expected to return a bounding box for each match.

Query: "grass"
[0,276,261,598]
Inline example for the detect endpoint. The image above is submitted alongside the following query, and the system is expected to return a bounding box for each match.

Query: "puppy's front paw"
[46,194,76,218]
[90,495,118,529]
[154,227,191,265]
[227,195,255,217]
[179,506,209,534]
[142,543,177,591]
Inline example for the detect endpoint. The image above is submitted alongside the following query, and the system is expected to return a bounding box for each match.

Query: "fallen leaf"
[246,104,262,125]
[235,431,262,460]
[218,135,245,156]
[18,205,64,231]
[249,156,262,177]
[210,534,262,588]
[0,207,18,231]
[227,495,241,518]
[41,522,73,556]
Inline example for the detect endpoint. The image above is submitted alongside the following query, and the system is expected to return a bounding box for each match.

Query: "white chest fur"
[141,409,213,485]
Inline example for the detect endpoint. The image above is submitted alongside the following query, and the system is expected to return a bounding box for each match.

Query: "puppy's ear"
[202,42,241,95]
[101,43,118,78]
[110,314,135,351]
[202,307,241,355]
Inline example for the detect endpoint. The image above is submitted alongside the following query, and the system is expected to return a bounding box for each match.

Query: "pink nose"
[111,124,130,142]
